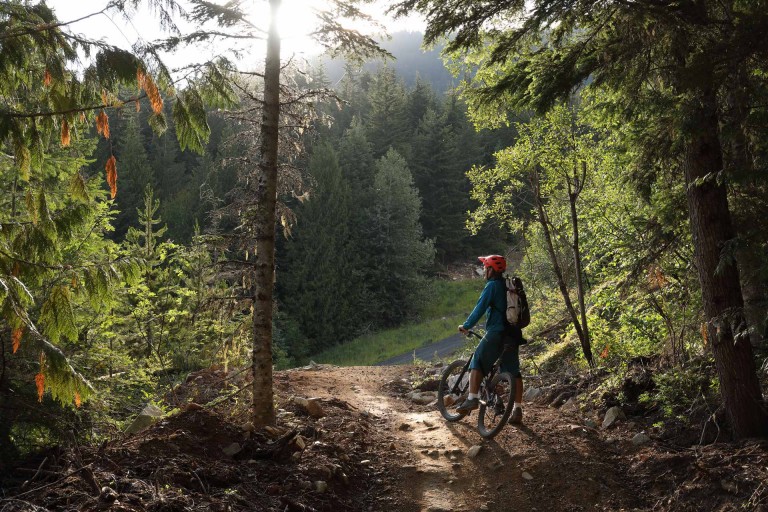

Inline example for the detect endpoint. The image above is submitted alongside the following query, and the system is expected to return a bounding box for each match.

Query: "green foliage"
[366,149,436,325]
[279,143,356,356]
[314,278,480,366]
[642,361,720,422]
[367,67,410,158]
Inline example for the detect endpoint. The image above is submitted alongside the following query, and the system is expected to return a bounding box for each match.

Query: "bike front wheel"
[436,359,469,422]
[477,371,516,439]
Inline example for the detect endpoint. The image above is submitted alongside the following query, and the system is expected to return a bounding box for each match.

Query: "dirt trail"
[287,365,644,512]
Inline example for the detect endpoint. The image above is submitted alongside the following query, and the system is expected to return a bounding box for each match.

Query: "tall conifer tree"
[365,149,435,325]
[367,67,410,158]
[279,143,355,355]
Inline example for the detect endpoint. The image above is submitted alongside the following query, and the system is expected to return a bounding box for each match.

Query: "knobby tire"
[477,371,516,439]
[436,359,469,422]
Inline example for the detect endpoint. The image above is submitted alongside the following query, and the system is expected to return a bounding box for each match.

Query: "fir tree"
[409,107,471,263]
[113,111,156,239]
[279,143,356,356]
[367,67,410,159]
[365,149,435,325]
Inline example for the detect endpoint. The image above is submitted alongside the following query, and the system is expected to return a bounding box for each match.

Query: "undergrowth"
[312,278,482,366]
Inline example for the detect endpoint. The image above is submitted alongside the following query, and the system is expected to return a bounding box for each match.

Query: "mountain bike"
[436,330,516,439]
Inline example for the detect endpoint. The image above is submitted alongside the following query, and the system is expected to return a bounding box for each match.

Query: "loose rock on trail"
[3,365,767,511]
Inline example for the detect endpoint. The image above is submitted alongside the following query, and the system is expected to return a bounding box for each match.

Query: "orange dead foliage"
[61,119,71,147]
[35,372,45,402]
[137,68,145,91]
[12,328,23,354]
[106,155,117,199]
[96,110,110,139]
[44,69,52,87]
[137,69,163,114]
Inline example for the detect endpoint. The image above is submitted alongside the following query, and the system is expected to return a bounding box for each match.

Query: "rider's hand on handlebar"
[458,325,469,335]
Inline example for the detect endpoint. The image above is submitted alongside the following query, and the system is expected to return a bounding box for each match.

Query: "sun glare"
[252,0,392,57]
[275,0,320,55]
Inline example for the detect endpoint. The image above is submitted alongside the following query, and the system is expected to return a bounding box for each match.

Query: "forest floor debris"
[3,364,768,511]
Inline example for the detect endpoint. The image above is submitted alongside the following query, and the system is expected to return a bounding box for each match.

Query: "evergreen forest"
[1,1,768,508]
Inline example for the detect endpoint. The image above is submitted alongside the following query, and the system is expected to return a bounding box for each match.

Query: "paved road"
[376,332,469,366]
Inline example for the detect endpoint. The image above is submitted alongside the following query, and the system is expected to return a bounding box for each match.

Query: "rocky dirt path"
[287,365,645,512]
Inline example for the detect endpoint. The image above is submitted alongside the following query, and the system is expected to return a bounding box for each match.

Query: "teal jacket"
[462,277,507,333]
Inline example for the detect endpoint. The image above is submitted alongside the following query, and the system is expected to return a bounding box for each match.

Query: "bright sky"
[46,0,425,70]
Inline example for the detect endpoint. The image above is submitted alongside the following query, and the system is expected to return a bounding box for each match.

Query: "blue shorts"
[469,330,521,377]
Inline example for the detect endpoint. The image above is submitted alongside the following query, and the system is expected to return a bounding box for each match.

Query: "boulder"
[124,404,164,434]
[417,378,440,392]
[410,391,437,405]
[523,387,543,402]
[294,397,325,418]
[602,406,626,428]
[631,433,651,446]
[467,445,483,458]
[222,442,243,457]
[561,397,579,413]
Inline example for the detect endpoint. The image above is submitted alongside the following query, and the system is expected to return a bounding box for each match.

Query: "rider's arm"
[461,282,493,331]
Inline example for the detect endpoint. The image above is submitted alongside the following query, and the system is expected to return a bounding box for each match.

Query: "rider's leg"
[469,369,483,395]
[457,331,501,413]
[510,376,524,424]
[501,343,525,423]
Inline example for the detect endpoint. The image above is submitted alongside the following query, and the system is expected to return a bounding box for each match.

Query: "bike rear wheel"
[436,359,469,422]
[477,371,515,438]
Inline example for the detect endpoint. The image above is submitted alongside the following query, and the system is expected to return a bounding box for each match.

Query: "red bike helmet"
[478,255,506,272]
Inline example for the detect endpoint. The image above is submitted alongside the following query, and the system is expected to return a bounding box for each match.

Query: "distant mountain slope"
[320,31,457,93]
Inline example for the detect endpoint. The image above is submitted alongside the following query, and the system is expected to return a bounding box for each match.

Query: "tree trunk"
[532,168,593,366]
[683,89,768,439]
[739,250,768,349]
[721,65,767,349]
[569,166,592,366]
[0,333,19,463]
[251,0,281,427]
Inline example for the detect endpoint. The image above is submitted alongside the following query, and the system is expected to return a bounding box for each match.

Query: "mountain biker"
[457,255,525,424]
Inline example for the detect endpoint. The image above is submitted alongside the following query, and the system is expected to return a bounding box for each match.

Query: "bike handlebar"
[466,330,482,339]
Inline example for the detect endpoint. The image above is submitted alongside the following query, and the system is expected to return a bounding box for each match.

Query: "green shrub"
[648,360,719,421]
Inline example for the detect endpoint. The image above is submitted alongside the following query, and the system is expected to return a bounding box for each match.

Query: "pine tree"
[409,107,471,263]
[367,67,410,159]
[332,65,373,138]
[336,118,382,328]
[406,75,437,129]
[183,0,387,427]
[365,149,435,326]
[113,112,156,239]
[279,143,356,356]
[121,186,172,361]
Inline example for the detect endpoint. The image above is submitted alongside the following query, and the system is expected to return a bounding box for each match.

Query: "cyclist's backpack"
[505,276,530,329]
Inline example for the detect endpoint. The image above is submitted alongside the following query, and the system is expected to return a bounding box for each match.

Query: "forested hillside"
[0,6,509,461]
[2,2,768,508]
[321,31,457,93]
